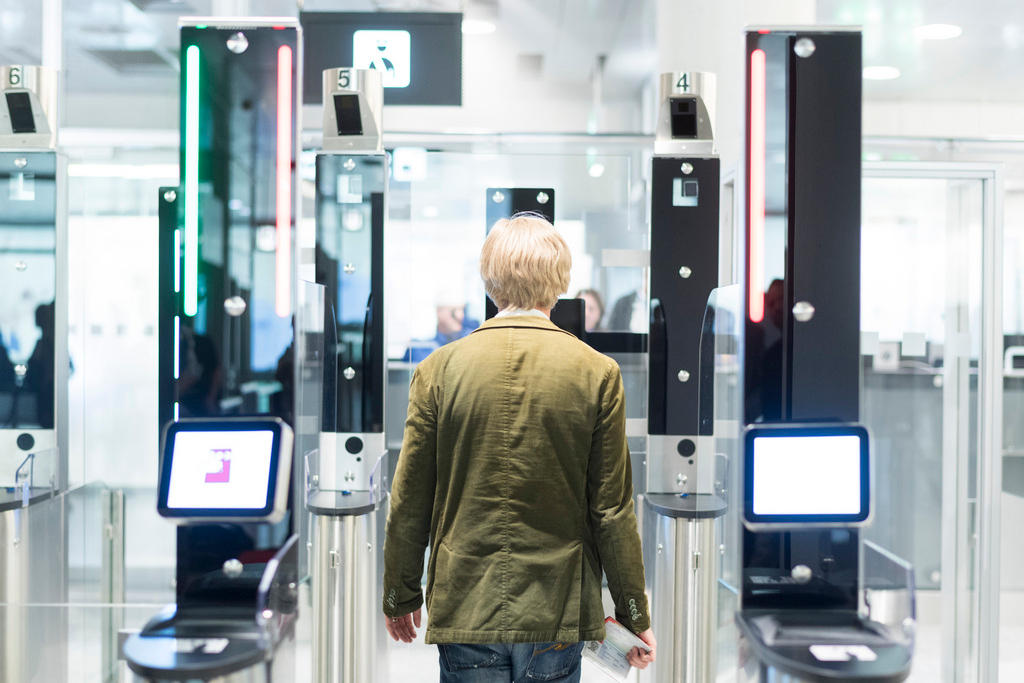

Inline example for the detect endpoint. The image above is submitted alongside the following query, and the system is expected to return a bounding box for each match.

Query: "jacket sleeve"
[382,364,437,617]
[587,362,651,633]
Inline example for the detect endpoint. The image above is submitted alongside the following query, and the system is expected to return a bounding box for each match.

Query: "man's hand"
[384,608,422,643]
[626,628,656,670]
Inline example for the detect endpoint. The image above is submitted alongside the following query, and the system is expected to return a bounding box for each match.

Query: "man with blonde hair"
[383,213,655,682]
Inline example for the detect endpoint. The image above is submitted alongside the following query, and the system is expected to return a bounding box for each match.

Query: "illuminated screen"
[166,430,275,510]
[752,434,862,516]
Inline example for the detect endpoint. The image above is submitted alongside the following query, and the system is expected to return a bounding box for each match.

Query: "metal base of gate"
[641,493,727,683]
[311,496,385,683]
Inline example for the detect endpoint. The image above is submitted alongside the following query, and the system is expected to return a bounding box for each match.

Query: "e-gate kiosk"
[124,419,299,682]
[733,28,914,682]
[137,17,303,682]
[304,67,388,683]
[0,63,68,683]
[642,71,727,683]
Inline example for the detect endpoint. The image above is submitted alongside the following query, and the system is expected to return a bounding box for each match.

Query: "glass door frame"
[864,162,1004,683]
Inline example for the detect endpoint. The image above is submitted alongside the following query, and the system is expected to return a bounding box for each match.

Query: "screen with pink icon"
[165,430,275,510]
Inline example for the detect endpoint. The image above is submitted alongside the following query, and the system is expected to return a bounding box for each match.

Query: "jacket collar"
[472,314,577,338]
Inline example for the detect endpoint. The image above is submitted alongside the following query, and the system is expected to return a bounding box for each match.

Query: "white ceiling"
[0,0,656,100]
[816,0,1024,102]
[0,0,1022,124]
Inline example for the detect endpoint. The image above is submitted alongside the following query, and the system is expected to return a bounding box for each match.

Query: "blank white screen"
[752,435,862,515]
[166,430,274,510]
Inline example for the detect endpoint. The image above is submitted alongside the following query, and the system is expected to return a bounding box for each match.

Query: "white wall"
[865,100,1024,139]
[653,0,817,171]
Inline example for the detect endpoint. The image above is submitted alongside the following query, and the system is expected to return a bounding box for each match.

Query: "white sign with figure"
[353,30,411,88]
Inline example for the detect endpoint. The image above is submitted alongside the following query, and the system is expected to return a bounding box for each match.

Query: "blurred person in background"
[404,287,480,363]
[574,288,605,333]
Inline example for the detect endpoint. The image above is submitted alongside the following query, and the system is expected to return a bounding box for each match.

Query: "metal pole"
[101,489,126,683]
[977,170,1004,683]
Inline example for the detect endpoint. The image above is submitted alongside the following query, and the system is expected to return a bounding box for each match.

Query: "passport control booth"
[124,418,299,682]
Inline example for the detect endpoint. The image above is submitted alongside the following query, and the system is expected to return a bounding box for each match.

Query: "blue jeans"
[438,642,584,683]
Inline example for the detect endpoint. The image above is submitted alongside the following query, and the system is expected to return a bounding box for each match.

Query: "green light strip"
[183,44,200,317]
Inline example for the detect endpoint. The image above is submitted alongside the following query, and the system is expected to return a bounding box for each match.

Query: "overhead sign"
[352,30,411,88]
[301,12,462,106]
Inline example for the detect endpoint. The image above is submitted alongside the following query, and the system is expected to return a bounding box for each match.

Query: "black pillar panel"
[484,187,555,319]
[788,32,862,423]
[158,187,177,436]
[649,156,720,436]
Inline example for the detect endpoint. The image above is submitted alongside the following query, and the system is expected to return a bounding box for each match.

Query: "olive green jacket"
[382,314,650,644]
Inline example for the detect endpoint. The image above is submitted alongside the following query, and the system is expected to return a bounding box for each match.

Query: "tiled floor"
[57,585,1024,681]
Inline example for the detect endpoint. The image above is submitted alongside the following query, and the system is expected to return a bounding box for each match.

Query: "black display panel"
[788,32,862,423]
[301,11,462,106]
[333,94,363,135]
[6,92,35,134]
[167,25,300,426]
[157,418,292,522]
[743,30,861,425]
[550,298,585,339]
[669,98,697,138]
[743,424,870,527]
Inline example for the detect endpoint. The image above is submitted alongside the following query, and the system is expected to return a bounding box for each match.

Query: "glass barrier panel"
[384,150,642,479]
[861,172,985,683]
[703,285,744,678]
[862,539,917,648]
[295,279,325,580]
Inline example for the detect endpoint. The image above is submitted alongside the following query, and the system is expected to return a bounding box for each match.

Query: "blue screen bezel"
[743,423,870,525]
[157,419,284,520]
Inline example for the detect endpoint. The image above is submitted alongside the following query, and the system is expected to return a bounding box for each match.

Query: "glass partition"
[702,285,744,677]
[860,164,1000,683]
[1,151,59,490]
[862,539,917,649]
[294,278,325,580]
[382,150,646,465]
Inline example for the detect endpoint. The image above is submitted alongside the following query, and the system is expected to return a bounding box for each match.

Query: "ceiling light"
[588,162,605,178]
[462,19,496,35]
[914,24,962,40]
[863,66,901,81]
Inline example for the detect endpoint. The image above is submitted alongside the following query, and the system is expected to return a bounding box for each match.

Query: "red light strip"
[748,48,767,324]
[275,44,293,318]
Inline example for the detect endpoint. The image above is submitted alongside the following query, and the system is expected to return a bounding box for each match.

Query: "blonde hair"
[480,213,571,310]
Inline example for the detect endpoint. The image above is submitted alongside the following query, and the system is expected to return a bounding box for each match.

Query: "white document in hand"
[582,618,651,681]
